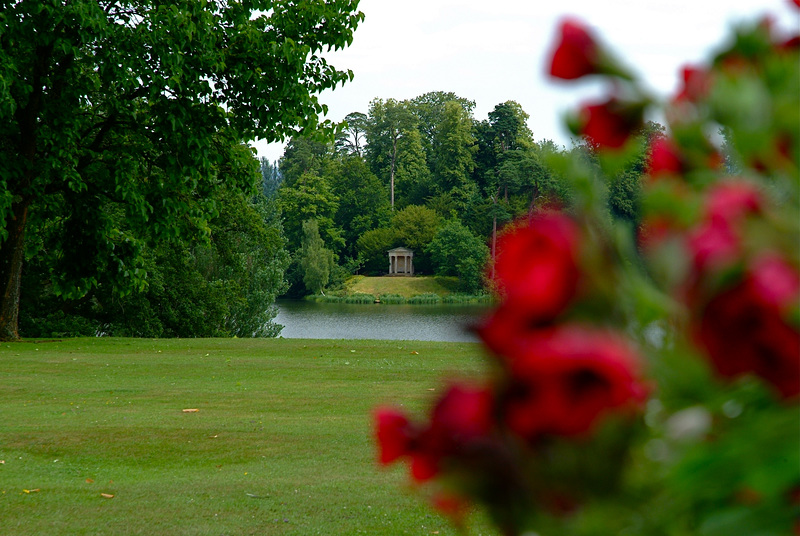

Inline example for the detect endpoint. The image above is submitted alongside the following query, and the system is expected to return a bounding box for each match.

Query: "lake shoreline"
[300,293,495,305]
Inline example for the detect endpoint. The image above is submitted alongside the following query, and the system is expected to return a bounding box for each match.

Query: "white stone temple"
[387,247,414,276]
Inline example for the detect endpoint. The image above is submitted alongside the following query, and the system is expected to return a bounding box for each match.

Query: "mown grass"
[0,338,499,535]
[345,275,461,298]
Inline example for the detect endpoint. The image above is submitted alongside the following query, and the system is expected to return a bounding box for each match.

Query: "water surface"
[274,300,491,342]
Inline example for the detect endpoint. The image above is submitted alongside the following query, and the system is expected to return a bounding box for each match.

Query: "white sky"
[252,0,799,162]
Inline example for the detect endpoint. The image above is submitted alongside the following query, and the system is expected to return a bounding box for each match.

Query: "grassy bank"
[0,337,497,535]
[306,276,493,305]
[346,275,461,298]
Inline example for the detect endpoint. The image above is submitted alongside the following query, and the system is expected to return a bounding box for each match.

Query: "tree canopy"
[298,219,335,295]
[0,0,364,340]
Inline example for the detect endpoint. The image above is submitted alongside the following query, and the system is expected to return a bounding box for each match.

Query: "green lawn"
[0,337,499,535]
[345,275,461,298]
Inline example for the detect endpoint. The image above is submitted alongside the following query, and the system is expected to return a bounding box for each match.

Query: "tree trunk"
[390,165,395,210]
[528,180,540,222]
[491,194,498,282]
[390,134,398,210]
[0,198,30,341]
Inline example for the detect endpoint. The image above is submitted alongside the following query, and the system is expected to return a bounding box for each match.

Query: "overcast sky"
[252,0,799,162]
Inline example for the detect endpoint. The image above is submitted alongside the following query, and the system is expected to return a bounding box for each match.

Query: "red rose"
[687,181,762,271]
[674,65,712,103]
[429,383,493,441]
[750,254,800,307]
[374,408,415,465]
[431,493,469,526]
[687,217,741,271]
[646,136,684,178]
[637,215,680,252]
[695,255,800,398]
[549,18,601,80]
[376,385,494,483]
[409,448,440,483]
[478,300,535,357]
[705,181,762,222]
[490,214,580,324]
[780,35,800,50]
[499,326,647,439]
[578,98,643,149]
[411,384,494,482]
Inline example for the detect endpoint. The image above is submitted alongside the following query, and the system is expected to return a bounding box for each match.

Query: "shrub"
[407,293,442,304]
[426,219,489,293]
[356,227,398,274]
[344,293,376,304]
[441,293,493,305]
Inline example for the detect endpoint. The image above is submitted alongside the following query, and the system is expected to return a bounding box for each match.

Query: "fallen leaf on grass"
[101,493,114,499]
[85,478,95,484]
[23,489,40,493]
[182,408,199,413]
[410,351,419,355]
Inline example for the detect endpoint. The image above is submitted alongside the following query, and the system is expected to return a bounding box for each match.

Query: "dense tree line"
[276,91,660,297]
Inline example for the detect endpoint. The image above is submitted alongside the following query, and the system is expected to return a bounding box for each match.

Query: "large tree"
[409,91,475,167]
[276,171,341,252]
[487,100,534,153]
[365,98,415,209]
[260,157,283,200]
[279,136,332,187]
[475,100,535,193]
[328,155,390,259]
[19,141,289,338]
[298,218,335,295]
[432,100,477,194]
[0,0,363,340]
[394,128,433,207]
[335,111,368,158]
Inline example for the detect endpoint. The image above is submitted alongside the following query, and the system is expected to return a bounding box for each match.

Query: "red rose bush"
[374,7,799,536]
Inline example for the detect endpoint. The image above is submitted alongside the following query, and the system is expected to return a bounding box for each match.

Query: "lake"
[274,300,492,342]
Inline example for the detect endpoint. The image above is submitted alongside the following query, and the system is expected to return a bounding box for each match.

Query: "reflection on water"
[274,300,491,342]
